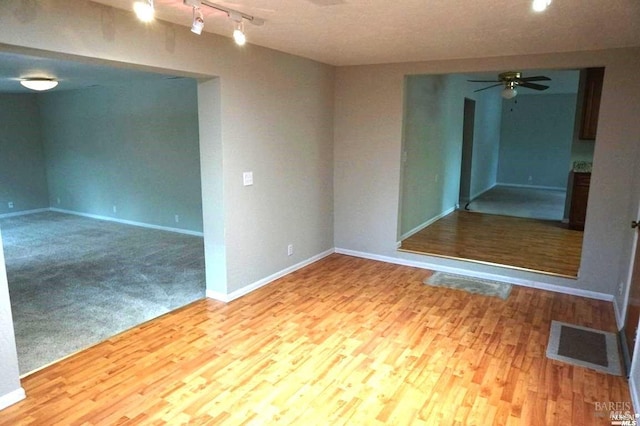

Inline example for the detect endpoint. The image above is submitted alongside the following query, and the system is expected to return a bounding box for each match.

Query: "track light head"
[191,7,204,35]
[134,0,154,22]
[233,26,246,46]
[229,12,246,46]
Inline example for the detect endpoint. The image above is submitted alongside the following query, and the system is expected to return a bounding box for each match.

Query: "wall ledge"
[335,247,614,302]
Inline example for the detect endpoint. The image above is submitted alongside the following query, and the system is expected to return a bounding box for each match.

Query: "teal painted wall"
[0,94,49,215]
[38,78,203,232]
[467,89,502,199]
[497,94,576,189]
[400,74,465,237]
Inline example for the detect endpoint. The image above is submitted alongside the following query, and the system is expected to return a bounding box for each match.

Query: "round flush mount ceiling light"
[20,78,59,91]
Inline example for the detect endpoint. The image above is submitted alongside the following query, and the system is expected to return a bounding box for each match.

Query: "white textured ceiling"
[89,0,640,66]
[0,1,635,93]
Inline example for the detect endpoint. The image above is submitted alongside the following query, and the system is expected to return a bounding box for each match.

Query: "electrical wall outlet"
[287,244,293,256]
[112,205,117,213]
[175,214,180,223]
[56,197,61,205]
[7,201,13,209]
[619,281,625,297]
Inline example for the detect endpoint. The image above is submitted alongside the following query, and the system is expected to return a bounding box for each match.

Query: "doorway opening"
[398,68,597,277]
[0,50,216,375]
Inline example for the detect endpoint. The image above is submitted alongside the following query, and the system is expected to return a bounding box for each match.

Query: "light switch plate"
[243,171,254,186]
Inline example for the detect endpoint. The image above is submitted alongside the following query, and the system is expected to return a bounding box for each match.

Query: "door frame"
[458,98,476,208]
[619,170,640,375]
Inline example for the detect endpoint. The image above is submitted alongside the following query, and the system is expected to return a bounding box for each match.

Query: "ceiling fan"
[468,71,551,99]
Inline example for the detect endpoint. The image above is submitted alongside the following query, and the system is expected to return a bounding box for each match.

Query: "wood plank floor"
[1,255,628,425]
[400,211,584,278]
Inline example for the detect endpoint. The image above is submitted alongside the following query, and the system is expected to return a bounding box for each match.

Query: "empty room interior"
[0,55,206,375]
[0,0,639,424]
[398,68,591,278]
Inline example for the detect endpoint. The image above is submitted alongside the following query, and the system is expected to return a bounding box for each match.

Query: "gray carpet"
[0,211,205,374]
[466,185,566,220]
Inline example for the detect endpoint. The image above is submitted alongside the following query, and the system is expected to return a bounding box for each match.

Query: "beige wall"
[334,48,640,307]
[0,0,334,402]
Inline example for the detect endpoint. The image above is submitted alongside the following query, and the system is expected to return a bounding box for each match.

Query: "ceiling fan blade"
[473,83,503,92]
[468,79,501,83]
[518,76,551,82]
[518,82,550,91]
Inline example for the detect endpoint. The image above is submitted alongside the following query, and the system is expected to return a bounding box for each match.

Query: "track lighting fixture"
[133,0,154,22]
[191,7,204,35]
[532,0,551,12]
[139,0,262,44]
[20,78,58,91]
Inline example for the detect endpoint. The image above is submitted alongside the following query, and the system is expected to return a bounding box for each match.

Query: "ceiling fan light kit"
[501,86,518,100]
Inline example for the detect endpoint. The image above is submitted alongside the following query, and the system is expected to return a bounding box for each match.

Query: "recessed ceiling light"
[20,78,59,91]
[532,0,552,12]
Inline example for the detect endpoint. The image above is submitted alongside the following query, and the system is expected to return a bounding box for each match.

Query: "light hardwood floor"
[400,210,583,278]
[1,255,628,425]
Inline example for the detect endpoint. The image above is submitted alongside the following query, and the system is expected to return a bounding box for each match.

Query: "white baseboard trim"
[0,208,50,219]
[334,248,613,302]
[0,387,25,411]
[399,206,456,242]
[206,248,335,303]
[50,208,204,237]
[496,183,566,192]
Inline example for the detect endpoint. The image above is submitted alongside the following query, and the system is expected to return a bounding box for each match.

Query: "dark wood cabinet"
[579,67,605,140]
[569,172,591,230]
